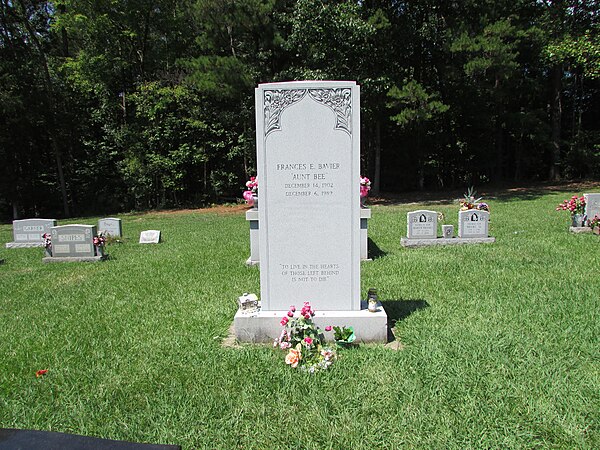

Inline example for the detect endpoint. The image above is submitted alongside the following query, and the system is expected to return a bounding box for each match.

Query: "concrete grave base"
[401,237,496,248]
[6,242,44,248]
[234,302,388,344]
[245,257,259,266]
[569,226,592,233]
[42,255,108,263]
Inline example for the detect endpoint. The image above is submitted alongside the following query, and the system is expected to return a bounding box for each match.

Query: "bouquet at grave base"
[556,195,586,216]
[242,176,258,205]
[42,233,52,249]
[360,176,371,198]
[588,214,600,229]
[460,186,489,212]
[273,302,336,373]
[93,233,106,247]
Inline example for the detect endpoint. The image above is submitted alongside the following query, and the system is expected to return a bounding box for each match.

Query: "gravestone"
[584,193,600,222]
[6,219,57,248]
[235,80,386,343]
[43,224,105,262]
[139,230,161,244]
[98,218,122,237]
[406,210,437,239]
[458,209,490,238]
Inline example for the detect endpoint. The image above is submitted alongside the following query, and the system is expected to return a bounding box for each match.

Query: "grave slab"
[401,237,496,248]
[139,230,161,244]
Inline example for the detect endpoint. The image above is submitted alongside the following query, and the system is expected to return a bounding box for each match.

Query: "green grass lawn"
[1,187,599,449]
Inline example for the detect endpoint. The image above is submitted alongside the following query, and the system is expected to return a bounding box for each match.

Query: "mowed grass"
[0,189,598,449]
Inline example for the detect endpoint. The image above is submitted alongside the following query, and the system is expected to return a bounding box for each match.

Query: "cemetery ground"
[0,185,598,449]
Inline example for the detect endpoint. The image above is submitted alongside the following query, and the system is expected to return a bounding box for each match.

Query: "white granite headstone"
[256,81,361,311]
[458,210,489,238]
[98,218,122,237]
[584,193,600,222]
[406,210,437,239]
[139,230,161,244]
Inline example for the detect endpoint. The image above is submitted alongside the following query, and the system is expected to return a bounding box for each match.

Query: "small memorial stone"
[406,210,437,239]
[98,218,122,237]
[442,224,454,238]
[238,293,259,313]
[6,219,57,248]
[458,210,490,238]
[139,230,161,244]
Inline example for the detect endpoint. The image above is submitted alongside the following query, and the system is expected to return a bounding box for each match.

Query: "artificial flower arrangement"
[42,233,52,249]
[556,195,586,216]
[360,176,371,198]
[93,234,106,248]
[588,214,600,232]
[460,187,489,212]
[273,302,337,373]
[242,176,258,206]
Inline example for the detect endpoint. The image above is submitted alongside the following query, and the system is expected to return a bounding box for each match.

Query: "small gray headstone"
[406,210,437,239]
[458,210,489,238]
[9,219,57,246]
[98,218,122,237]
[139,230,161,244]
[51,224,97,257]
[584,193,600,222]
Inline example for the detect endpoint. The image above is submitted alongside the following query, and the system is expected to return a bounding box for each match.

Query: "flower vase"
[360,196,366,208]
[44,246,52,257]
[252,194,258,210]
[95,246,105,257]
[572,214,585,227]
[368,299,378,312]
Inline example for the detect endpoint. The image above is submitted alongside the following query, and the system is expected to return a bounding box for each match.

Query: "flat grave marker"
[139,230,161,244]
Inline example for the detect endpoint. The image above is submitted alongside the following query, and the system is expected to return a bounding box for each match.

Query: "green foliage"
[1,189,599,447]
[388,80,449,128]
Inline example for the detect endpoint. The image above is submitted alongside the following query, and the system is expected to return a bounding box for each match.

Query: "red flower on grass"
[35,369,48,378]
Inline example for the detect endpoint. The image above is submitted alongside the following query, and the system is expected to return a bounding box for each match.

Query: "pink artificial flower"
[287,311,294,317]
[280,317,289,326]
[285,349,301,368]
[304,337,313,345]
[325,325,332,332]
[304,314,310,320]
[290,305,296,312]
[280,342,291,350]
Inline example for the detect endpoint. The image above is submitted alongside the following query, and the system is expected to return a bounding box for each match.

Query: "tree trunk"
[373,119,381,195]
[17,0,70,216]
[549,63,562,181]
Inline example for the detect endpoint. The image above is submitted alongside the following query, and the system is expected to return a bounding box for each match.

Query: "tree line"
[1,0,598,220]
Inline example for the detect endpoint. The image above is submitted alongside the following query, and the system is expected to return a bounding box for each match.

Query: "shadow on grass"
[382,299,429,341]
[367,238,387,260]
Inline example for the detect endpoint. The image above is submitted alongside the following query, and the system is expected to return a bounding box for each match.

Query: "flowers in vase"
[556,195,586,216]
[360,176,371,198]
[460,187,489,212]
[242,176,258,206]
